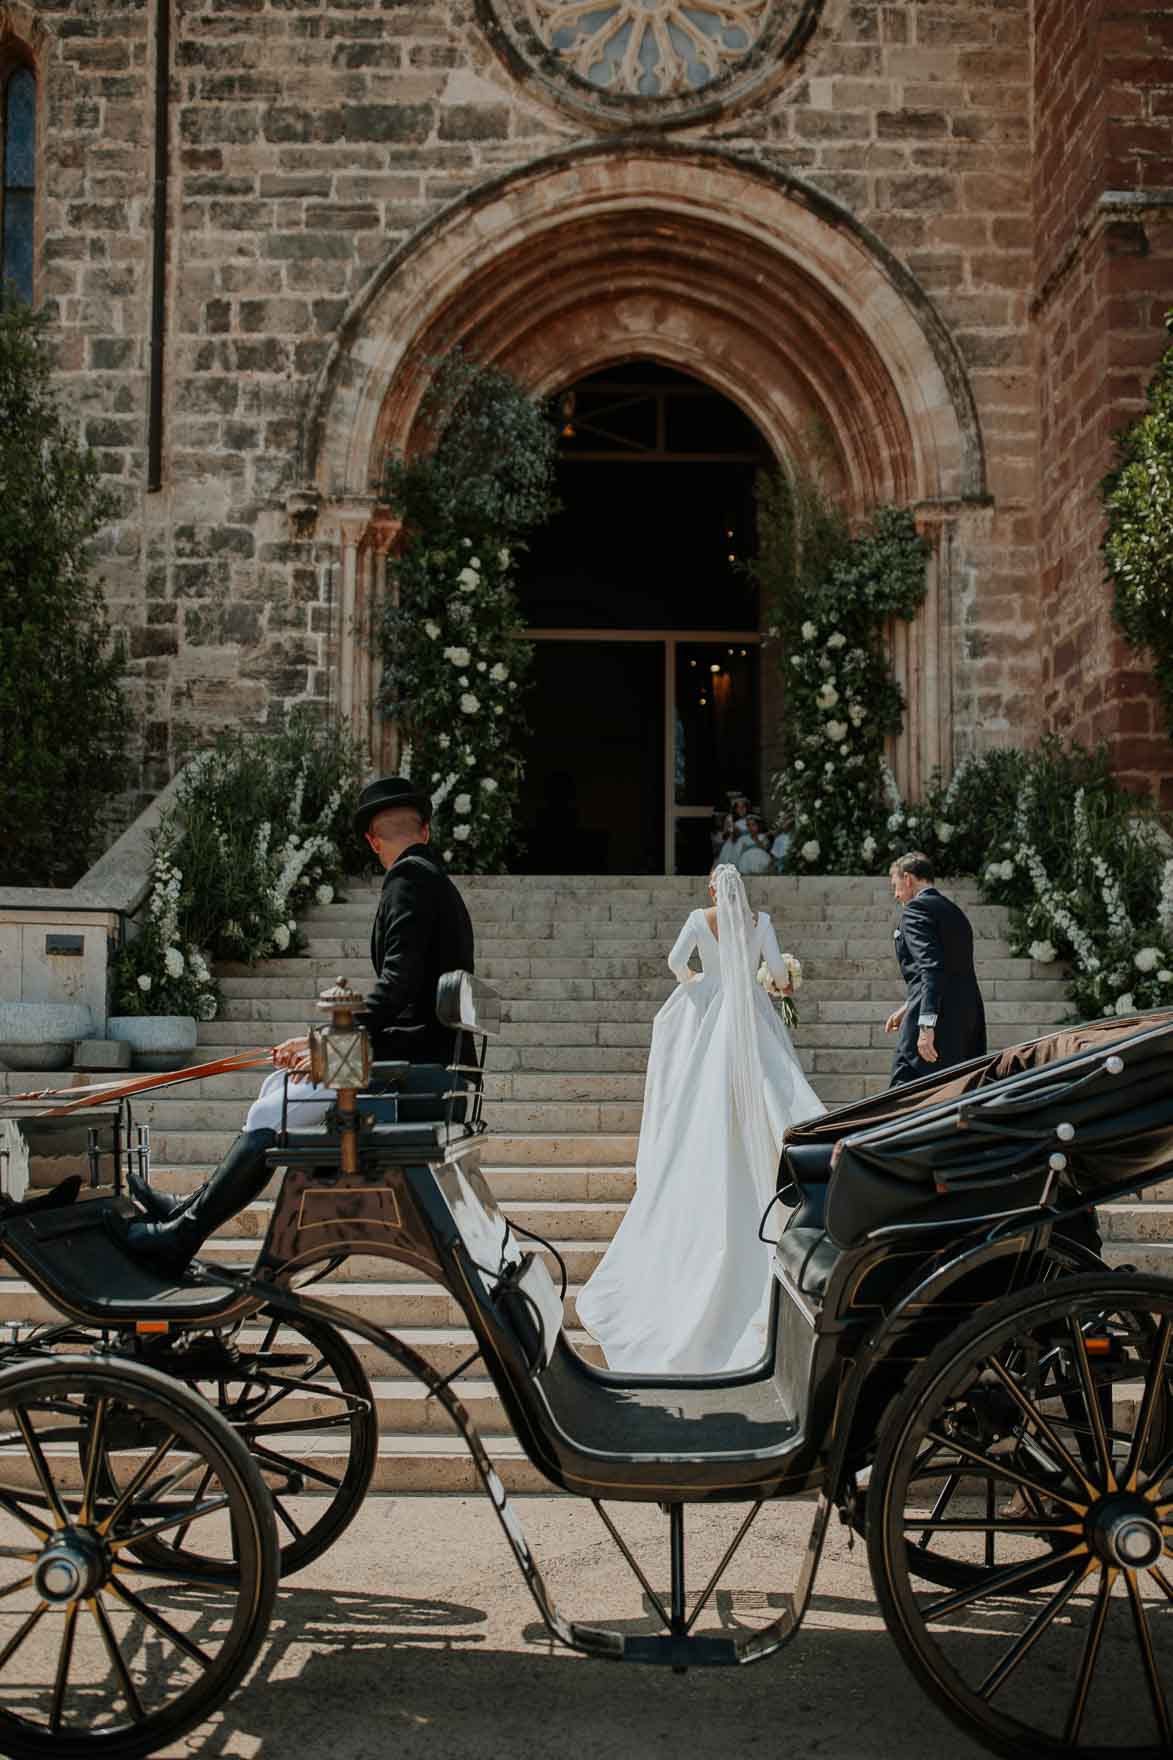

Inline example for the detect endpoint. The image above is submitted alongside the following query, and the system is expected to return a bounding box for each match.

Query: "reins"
[5,1048,274,1116]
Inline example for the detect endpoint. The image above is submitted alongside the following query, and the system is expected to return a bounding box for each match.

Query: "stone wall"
[1034,0,1173,804]
[13,0,1148,807]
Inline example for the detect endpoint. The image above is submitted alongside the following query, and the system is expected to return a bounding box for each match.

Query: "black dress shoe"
[128,1172,194,1223]
[108,1128,277,1278]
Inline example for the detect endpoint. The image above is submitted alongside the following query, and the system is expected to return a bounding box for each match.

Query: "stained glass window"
[2,66,36,304]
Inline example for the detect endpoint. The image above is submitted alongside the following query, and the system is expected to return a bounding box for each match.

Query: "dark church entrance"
[514,363,768,875]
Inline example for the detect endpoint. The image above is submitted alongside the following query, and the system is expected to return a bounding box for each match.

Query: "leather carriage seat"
[774,1144,840,1301]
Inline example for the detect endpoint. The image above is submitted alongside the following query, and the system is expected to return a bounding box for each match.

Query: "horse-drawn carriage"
[0,979,1170,1759]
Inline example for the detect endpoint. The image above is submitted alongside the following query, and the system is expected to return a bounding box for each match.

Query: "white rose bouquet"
[756,952,802,1028]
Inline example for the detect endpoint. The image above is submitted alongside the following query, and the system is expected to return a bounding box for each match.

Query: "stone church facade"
[5,0,1173,834]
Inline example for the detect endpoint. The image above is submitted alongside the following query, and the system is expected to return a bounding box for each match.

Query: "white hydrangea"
[1028,939,1057,964]
[424,621,440,639]
[935,822,954,844]
[272,924,291,952]
[454,793,472,814]
[443,645,471,668]
[825,719,848,743]
[801,840,821,862]
[457,567,479,592]
[453,824,471,841]
[826,630,846,649]
[489,662,508,683]
[164,946,185,979]
[316,883,334,905]
[887,812,905,831]
[1115,992,1136,1015]
[801,621,818,641]
[460,693,479,714]
[1134,946,1164,973]
[137,973,152,992]
[482,778,498,794]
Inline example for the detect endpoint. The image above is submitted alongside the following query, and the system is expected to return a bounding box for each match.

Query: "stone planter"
[0,1002,94,1071]
[107,1014,198,1073]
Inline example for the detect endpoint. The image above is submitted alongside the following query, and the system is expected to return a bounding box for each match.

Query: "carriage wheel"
[94,1311,377,1582]
[0,1353,277,1759]
[868,1273,1173,1759]
[856,1235,1117,1590]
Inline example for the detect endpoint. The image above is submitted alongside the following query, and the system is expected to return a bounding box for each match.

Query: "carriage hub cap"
[1094,1499,1163,1570]
[33,1533,104,1604]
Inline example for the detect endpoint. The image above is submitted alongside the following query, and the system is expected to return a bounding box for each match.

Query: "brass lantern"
[308,977,371,1174]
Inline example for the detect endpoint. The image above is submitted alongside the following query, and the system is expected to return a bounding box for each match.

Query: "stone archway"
[296,142,987,792]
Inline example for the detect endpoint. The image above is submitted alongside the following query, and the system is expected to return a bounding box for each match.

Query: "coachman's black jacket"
[891,885,986,1087]
[354,843,475,1065]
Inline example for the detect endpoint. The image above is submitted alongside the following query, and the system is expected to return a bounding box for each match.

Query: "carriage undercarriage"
[0,981,1171,1758]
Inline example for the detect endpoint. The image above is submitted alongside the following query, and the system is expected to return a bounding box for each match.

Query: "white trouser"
[244,1069,336,1134]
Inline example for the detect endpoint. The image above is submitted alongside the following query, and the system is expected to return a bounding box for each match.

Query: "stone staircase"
[4,874,1169,1493]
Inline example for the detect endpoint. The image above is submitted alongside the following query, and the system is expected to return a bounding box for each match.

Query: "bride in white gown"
[577,864,825,1376]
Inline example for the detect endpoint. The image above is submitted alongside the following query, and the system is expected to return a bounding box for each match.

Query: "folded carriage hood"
[816,1010,1173,1249]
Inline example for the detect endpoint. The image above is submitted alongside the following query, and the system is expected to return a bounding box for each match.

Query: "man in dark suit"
[112,776,474,1273]
[885,851,986,1086]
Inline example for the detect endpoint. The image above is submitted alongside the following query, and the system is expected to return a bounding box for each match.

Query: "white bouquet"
[757,953,801,1028]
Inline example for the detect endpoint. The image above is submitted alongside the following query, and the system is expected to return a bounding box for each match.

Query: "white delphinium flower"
[454,794,472,815]
[1115,992,1136,1015]
[801,621,817,641]
[481,778,498,794]
[164,946,185,979]
[431,773,458,811]
[453,824,471,842]
[801,839,820,862]
[1135,946,1164,973]
[424,620,440,639]
[825,719,848,743]
[489,662,508,682]
[826,630,846,649]
[272,924,291,952]
[316,883,334,905]
[1028,939,1058,964]
[460,694,479,714]
[444,645,471,668]
[137,973,152,993]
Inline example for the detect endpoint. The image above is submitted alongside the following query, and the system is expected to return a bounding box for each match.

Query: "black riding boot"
[108,1129,277,1278]
[128,1172,194,1223]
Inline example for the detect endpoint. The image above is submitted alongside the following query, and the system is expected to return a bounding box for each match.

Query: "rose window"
[478,0,823,128]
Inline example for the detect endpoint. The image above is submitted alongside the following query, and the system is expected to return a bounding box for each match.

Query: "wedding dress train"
[576,868,825,1375]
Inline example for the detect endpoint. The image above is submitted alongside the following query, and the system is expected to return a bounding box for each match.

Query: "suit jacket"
[891,886,986,1086]
[355,843,475,1065]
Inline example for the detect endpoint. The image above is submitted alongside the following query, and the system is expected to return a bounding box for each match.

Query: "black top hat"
[353,776,433,839]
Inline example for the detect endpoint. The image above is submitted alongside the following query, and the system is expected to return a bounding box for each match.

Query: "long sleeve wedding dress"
[576,865,825,1375]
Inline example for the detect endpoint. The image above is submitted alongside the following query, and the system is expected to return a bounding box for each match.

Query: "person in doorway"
[884,851,986,1086]
[577,864,824,1374]
[110,776,474,1276]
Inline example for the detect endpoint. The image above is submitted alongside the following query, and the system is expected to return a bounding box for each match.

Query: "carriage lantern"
[308,976,371,1175]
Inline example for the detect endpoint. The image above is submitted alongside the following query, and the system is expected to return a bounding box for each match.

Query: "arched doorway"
[515,362,769,874]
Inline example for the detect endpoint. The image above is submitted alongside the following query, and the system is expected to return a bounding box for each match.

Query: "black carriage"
[0,983,1170,1759]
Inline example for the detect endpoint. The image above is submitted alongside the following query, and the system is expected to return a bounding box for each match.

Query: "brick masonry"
[7,0,1173,811]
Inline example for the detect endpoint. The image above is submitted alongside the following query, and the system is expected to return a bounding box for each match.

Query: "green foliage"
[378,352,559,873]
[1103,312,1173,734]
[111,714,366,1015]
[0,297,129,884]
[749,469,928,873]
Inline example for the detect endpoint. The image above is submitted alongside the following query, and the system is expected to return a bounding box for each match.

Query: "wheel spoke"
[1128,1316,1173,1492]
[247,1440,342,1491]
[915,1471,962,1553]
[246,1411,357,1440]
[1124,1568,1173,1744]
[979,1557,1095,1700]
[48,1601,79,1735]
[271,1496,306,1542]
[89,1593,145,1724]
[0,1575,33,1602]
[0,1544,38,1560]
[902,1518,1080,1536]
[11,1404,70,1528]
[0,1600,47,1672]
[984,1355,1100,1499]
[923,1543,1090,1622]
[106,1576,213,1669]
[1150,1566,1173,1603]
[1064,1566,1114,1745]
[924,1429,1086,1514]
[79,1395,108,1526]
[1066,1317,1116,1488]
[96,1427,179,1538]
[108,1493,232,1551]
[984,1477,995,1570]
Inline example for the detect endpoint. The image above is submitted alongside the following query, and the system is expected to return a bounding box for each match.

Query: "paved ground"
[152,1495,986,1760]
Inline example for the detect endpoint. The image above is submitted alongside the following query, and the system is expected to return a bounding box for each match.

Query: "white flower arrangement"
[424,621,440,639]
[271,923,291,952]
[454,793,472,815]
[453,824,471,841]
[801,620,818,640]
[826,630,846,649]
[489,662,509,682]
[815,682,840,710]
[1028,939,1058,964]
[801,839,820,862]
[825,719,848,743]
[482,778,498,794]
[460,693,479,714]
[316,883,334,905]
[1134,946,1164,973]
[444,645,472,668]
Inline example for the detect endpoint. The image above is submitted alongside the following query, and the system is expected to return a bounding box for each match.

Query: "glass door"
[670,638,760,875]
